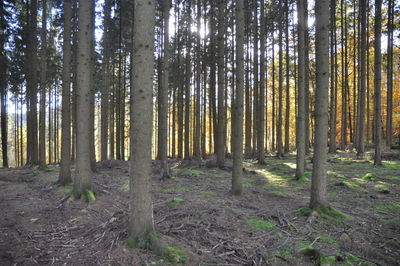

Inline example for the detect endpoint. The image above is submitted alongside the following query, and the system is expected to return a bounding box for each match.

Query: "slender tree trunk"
[296,0,306,180]
[39,0,47,168]
[26,0,39,165]
[128,0,155,241]
[159,0,170,177]
[304,0,310,154]
[216,0,225,168]
[59,0,72,185]
[386,0,393,148]
[100,0,111,161]
[184,1,191,159]
[310,0,329,209]
[284,0,290,153]
[373,0,382,165]
[194,0,201,158]
[74,0,92,198]
[257,0,265,164]
[329,0,337,153]
[277,3,284,158]
[0,0,8,167]
[252,2,258,156]
[357,0,367,157]
[232,0,244,195]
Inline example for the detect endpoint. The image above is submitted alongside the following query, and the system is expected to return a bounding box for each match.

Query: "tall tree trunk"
[184,1,191,160]
[194,0,201,158]
[310,0,329,209]
[0,0,8,168]
[373,0,382,165]
[100,0,111,161]
[128,0,156,241]
[296,0,306,180]
[26,0,39,165]
[284,0,290,153]
[39,0,47,168]
[329,0,337,153]
[159,0,170,177]
[277,3,284,158]
[357,0,366,157]
[232,0,244,195]
[252,2,258,156]
[304,0,310,154]
[340,0,347,150]
[216,0,225,168]
[257,0,265,164]
[386,0,393,148]
[74,0,92,198]
[59,0,72,185]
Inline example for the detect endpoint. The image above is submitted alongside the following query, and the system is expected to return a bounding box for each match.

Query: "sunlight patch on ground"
[256,169,289,188]
[283,162,297,169]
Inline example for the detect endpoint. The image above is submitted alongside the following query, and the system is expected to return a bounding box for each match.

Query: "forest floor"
[0,150,399,266]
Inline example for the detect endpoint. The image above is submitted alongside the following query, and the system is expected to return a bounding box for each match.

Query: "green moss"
[83,189,96,202]
[374,182,390,193]
[294,206,348,219]
[293,175,310,184]
[345,253,362,262]
[294,207,312,216]
[319,256,336,265]
[126,237,140,248]
[199,191,215,197]
[243,182,253,188]
[317,234,336,244]
[229,225,238,231]
[163,246,186,264]
[167,197,185,207]
[270,190,289,196]
[245,218,275,230]
[363,173,377,181]
[342,181,363,190]
[376,202,400,213]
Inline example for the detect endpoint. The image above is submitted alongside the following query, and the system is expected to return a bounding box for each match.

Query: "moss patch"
[163,246,186,265]
[245,218,275,230]
[199,191,215,197]
[167,197,185,207]
[295,206,348,219]
[317,234,336,244]
[83,189,96,202]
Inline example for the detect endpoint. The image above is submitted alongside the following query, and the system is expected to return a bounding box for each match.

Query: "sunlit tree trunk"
[373,0,382,165]
[257,0,265,164]
[232,0,244,195]
[277,3,284,158]
[74,0,92,198]
[310,0,329,209]
[59,0,72,185]
[128,0,155,242]
[329,0,337,153]
[284,0,290,154]
[386,0,393,148]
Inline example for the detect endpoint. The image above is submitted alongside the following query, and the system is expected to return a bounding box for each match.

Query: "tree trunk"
[0,0,8,168]
[59,0,72,185]
[373,0,382,165]
[216,0,225,168]
[329,0,337,153]
[386,0,393,148]
[194,0,201,158]
[74,0,92,198]
[184,0,191,160]
[100,0,111,161]
[39,0,47,168]
[257,0,265,164]
[26,0,39,165]
[284,0,290,153]
[310,0,329,209]
[128,0,155,241]
[232,0,245,195]
[277,3,284,158]
[159,0,170,177]
[296,0,306,180]
[356,0,366,157]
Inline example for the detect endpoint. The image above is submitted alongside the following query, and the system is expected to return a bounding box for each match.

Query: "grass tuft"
[245,218,275,230]
[163,246,186,264]
[167,197,185,207]
[83,189,96,202]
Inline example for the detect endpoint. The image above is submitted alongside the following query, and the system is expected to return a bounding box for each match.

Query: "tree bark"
[74,0,92,198]
[310,0,329,209]
[128,0,155,241]
[277,3,284,158]
[100,0,111,161]
[232,0,244,195]
[296,0,306,180]
[329,0,337,153]
[373,0,382,165]
[0,0,8,167]
[59,0,72,185]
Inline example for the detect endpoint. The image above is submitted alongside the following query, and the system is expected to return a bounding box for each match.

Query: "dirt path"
[0,152,399,265]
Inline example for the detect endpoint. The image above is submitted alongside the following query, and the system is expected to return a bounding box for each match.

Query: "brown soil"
[0,151,399,265]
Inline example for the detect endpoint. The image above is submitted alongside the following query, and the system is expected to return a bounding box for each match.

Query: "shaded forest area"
[0,0,399,265]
